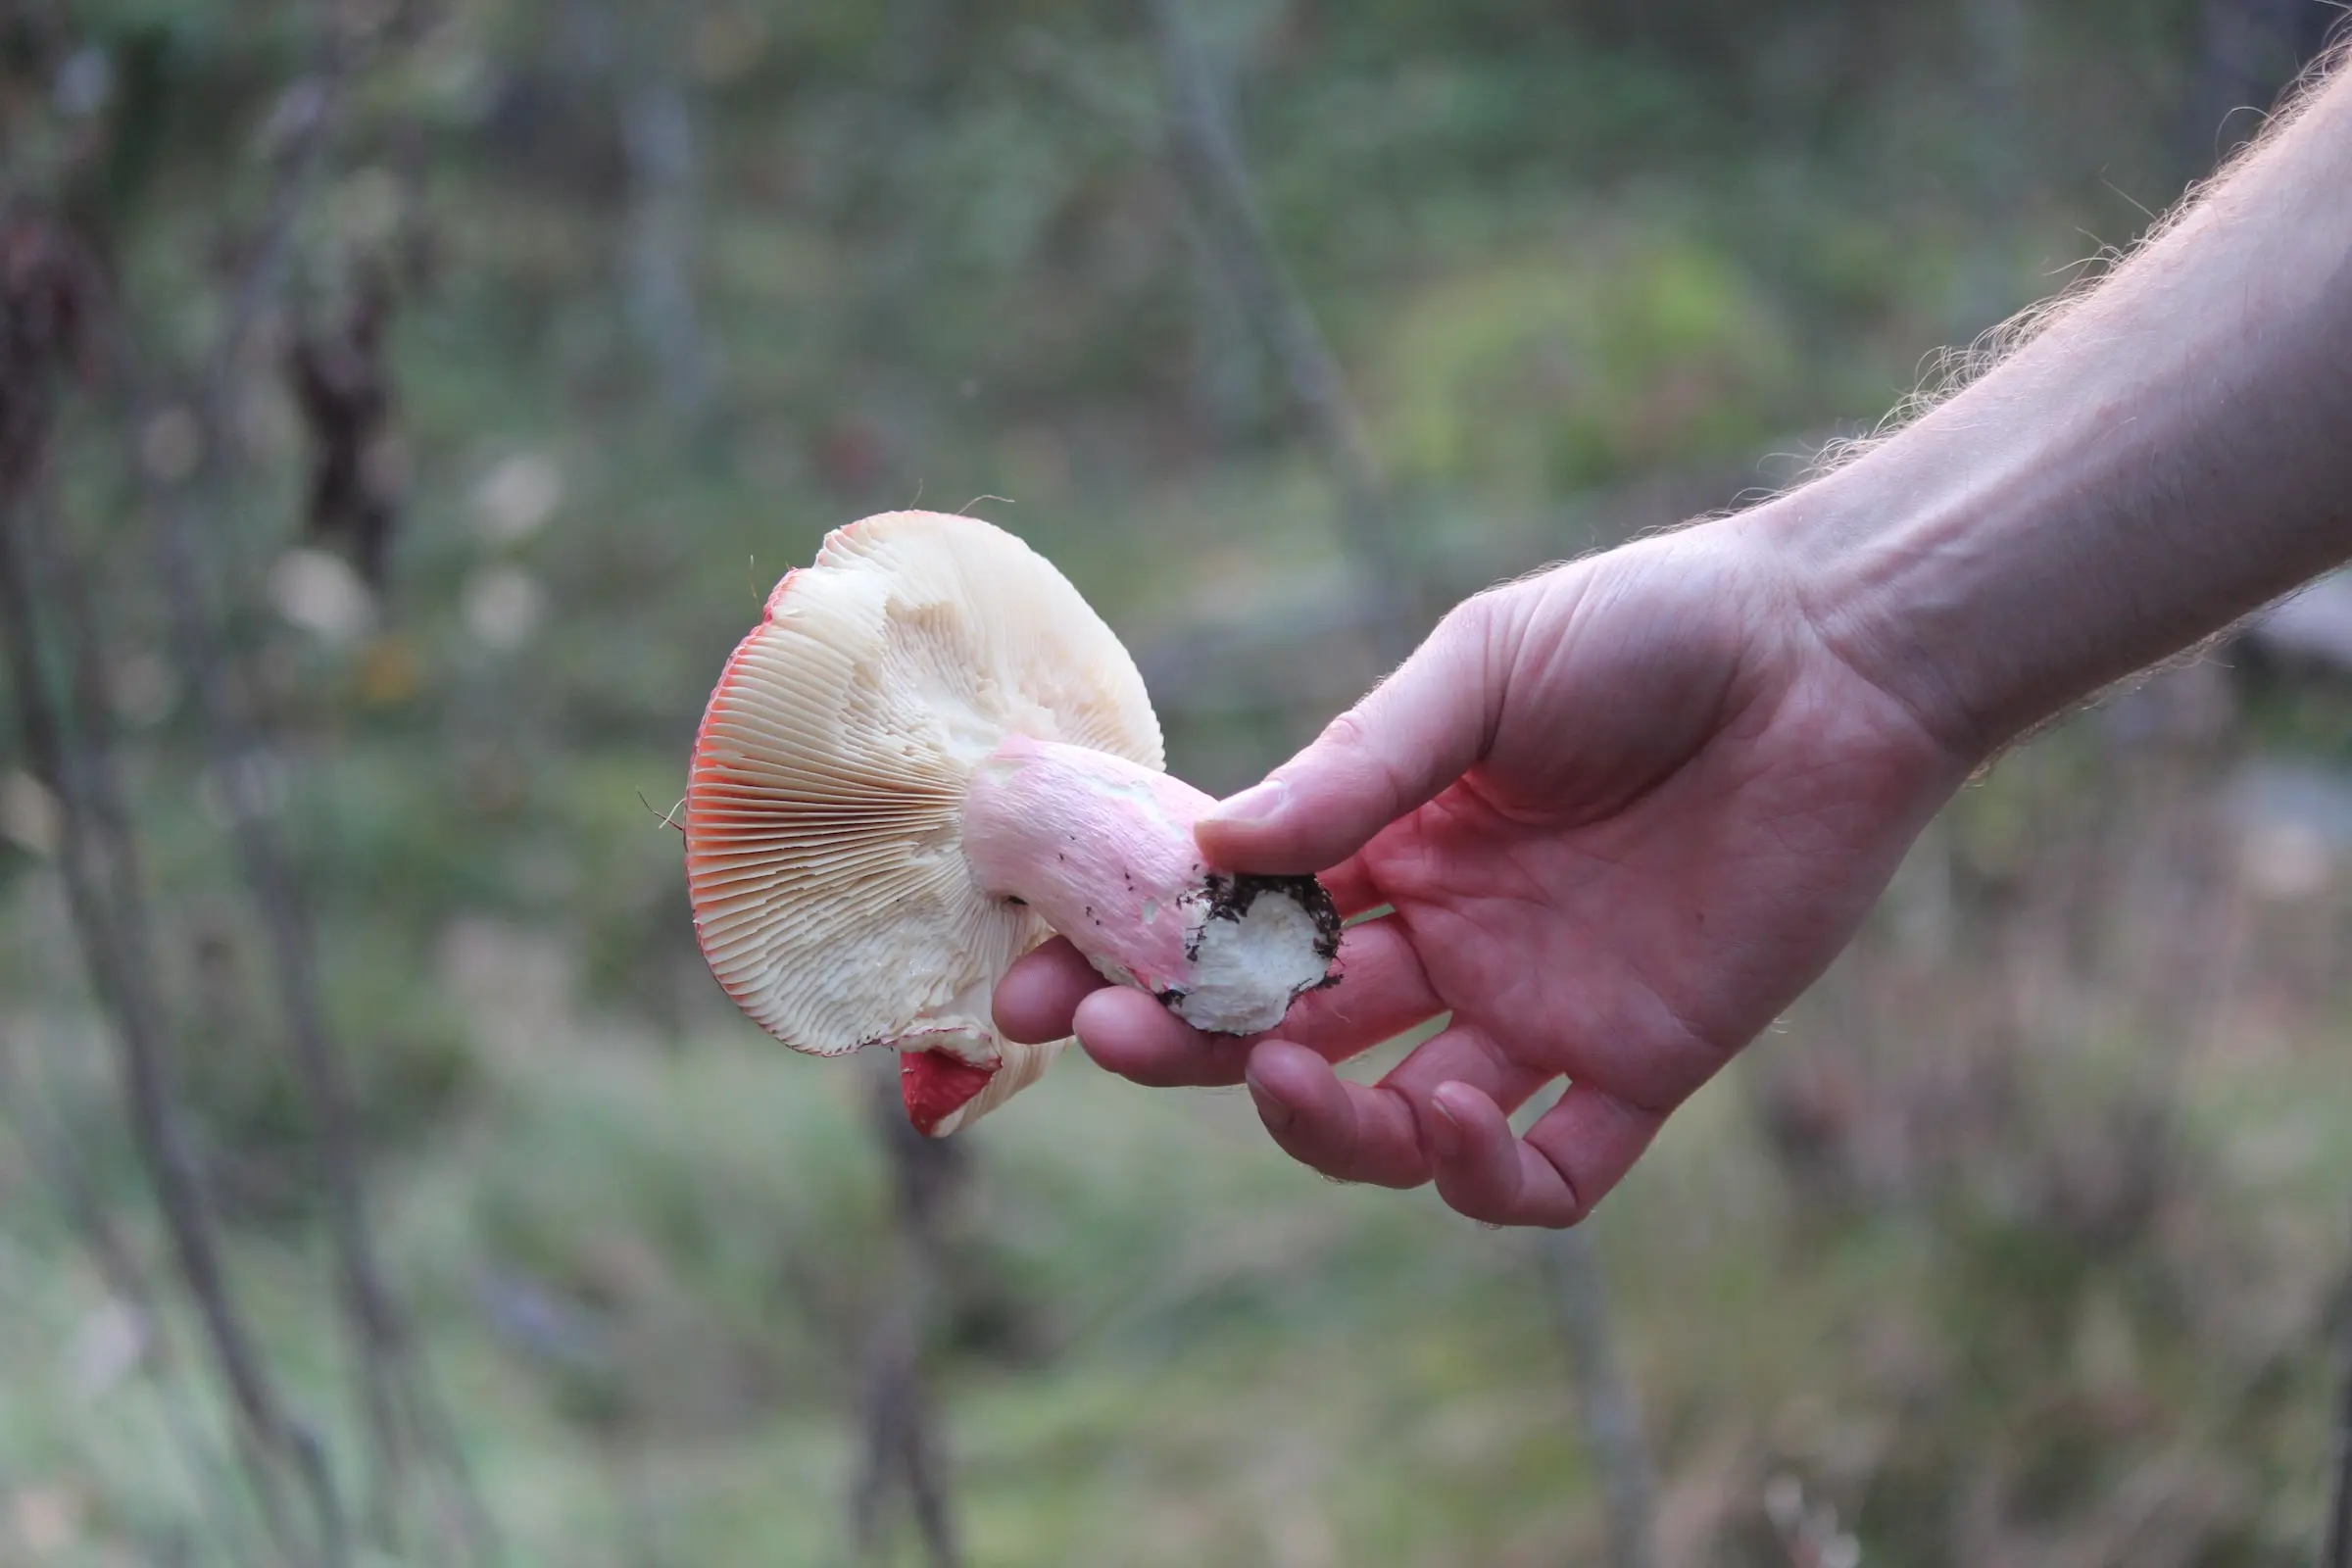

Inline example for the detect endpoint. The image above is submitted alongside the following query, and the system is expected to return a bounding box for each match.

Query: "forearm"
[1758,59,2352,760]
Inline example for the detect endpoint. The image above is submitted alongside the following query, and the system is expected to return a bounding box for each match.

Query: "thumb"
[1196,600,1506,873]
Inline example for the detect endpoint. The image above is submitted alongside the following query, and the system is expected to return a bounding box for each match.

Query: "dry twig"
[851,1059,964,1568]
[1143,0,1420,660]
[123,13,500,1556]
[0,1026,262,1563]
[0,214,327,1562]
[1139,11,1662,1559]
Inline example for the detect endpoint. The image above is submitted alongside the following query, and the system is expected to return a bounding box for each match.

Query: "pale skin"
[997,54,2352,1227]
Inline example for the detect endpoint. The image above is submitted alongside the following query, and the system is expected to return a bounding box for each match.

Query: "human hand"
[994,516,1975,1225]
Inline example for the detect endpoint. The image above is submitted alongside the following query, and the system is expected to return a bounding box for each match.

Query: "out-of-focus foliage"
[1374,230,1799,496]
[3,0,2349,1562]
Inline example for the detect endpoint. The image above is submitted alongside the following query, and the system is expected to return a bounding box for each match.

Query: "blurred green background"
[4,0,2352,1562]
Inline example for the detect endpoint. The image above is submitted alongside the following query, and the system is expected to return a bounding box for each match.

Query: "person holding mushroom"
[691,50,2351,1228]
[991,45,2352,1226]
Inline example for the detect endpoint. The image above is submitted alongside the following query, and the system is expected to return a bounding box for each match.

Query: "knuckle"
[1314,706,1416,823]
[1446,584,1525,666]
[1315,707,1378,762]
[1441,587,1505,643]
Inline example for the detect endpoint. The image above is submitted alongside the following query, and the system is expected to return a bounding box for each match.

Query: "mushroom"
[684,512,1341,1136]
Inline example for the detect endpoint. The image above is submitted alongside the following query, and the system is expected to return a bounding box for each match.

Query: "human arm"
[1788,55,2352,759]
[994,57,2352,1226]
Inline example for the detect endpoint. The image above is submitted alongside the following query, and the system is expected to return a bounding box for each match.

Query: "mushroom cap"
[684,512,1163,1084]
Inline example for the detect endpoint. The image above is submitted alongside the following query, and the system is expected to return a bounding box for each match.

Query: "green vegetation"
[2,0,2348,1561]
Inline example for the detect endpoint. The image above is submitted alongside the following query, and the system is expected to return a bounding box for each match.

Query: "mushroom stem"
[960,734,1340,1035]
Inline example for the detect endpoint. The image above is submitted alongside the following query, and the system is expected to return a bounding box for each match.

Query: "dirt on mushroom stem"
[959,733,1340,1036]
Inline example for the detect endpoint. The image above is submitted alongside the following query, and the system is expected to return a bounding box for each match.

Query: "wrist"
[1740,479,2012,767]
[1749,67,2352,763]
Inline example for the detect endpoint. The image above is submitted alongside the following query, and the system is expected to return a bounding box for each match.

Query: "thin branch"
[619,66,715,423]
[1137,12,1661,1559]
[13,8,491,1553]
[102,12,499,1557]
[0,462,308,1563]
[1143,0,1419,661]
[0,218,324,1556]
[1544,1228,1658,1568]
[208,36,348,412]
[0,1027,260,1564]
[143,465,408,1544]
[851,1059,963,1568]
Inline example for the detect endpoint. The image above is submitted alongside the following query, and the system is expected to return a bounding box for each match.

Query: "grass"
[8,739,2350,1562]
[5,3,2349,1559]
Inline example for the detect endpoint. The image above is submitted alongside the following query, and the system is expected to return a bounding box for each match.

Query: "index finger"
[1074,913,1445,1088]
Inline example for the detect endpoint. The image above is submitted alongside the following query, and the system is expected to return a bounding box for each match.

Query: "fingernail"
[1246,1066,1295,1131]
[1207,778,1286,825]
[1429,1094,1465,1161]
